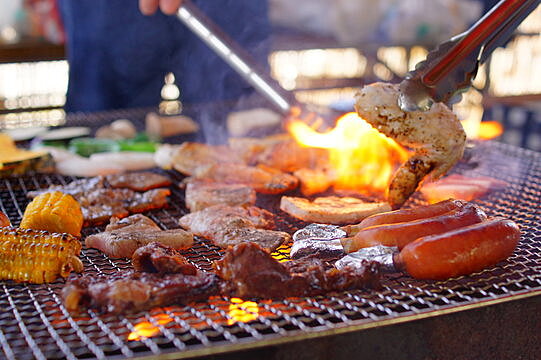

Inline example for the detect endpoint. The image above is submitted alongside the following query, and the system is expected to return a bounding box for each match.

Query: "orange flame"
[227,298,259,325]
[128,314,174,341]
[287,112,408,194]
[477,121,503,140]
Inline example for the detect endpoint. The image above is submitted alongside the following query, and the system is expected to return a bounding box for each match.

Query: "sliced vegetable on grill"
[20,191,84,237]
[0,227,83,283]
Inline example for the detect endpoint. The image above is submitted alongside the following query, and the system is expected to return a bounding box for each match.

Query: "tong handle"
[177,0,294,114]
[424,0,539,87]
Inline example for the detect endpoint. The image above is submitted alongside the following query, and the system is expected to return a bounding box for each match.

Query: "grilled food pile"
[0,82,521,313]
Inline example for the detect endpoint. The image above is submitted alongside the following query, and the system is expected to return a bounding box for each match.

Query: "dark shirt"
[58,0,271,112]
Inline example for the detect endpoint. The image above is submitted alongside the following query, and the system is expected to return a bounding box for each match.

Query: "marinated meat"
[126,188,170,213]
[178,205,288,252]
[27,176,104,199]
[104,214,161,232]
[171,142,242,176]
[27,172,172,226]
[179,204,275,235]
[86,214,193,258]
[194,163,299,195]
[132,242,197,274]
[105,172,172,191]
[214,227,290,252]
[62,270,219,314]
[184,180,256,212]
[215,242,380,299]
[280,196,391,225]
[77,188,171,226]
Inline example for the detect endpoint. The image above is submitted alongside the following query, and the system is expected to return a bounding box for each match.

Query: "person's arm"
[139,0,183,15]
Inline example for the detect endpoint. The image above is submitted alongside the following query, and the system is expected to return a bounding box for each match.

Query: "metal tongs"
[176,0,294,115]
[399,0,541,112]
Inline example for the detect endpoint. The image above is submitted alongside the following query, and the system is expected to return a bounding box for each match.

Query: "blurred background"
[1,0,540,150]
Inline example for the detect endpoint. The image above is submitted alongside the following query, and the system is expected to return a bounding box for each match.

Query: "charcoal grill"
[1,108,540,360]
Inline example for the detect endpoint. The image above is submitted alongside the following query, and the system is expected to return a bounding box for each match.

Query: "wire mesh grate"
[1,110,541,359]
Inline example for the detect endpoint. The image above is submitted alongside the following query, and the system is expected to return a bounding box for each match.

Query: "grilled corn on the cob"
[0,227,83,283]
[20,191,83,237]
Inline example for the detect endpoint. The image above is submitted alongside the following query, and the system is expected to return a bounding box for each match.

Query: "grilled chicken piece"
[184,180,256,212]
[355,82,466,209]
[105,172,172,191]
[132,242,197,274]
[194,163,299,195]
[215,242,380,299]
[179,205,288,252]
[62,270,219,314]
[280,196,391,225]
[171,142,242,176]
[86,214,193,258]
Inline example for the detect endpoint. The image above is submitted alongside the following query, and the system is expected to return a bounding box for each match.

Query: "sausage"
[343,199,466,236]
[340,203,487,253]
[396,217,520,280]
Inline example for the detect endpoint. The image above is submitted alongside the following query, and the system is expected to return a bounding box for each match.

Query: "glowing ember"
[271,243,291,262]
[477,121,504,140]
[287,112,408,194]
[128,314,174,341]
[227,298,259,325]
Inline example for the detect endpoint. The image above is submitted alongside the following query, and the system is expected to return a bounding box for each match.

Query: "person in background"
[58,0,270,112]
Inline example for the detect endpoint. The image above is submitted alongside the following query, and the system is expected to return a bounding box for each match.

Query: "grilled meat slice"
[126,188,170,213]
[76,188,171,226]
[105,172,172,191]
[184,180,256,212]
[179,204,287,251]
[194,163,298,195]
[171,142,242,176]
[104,214,161,232]
[179,205,275,235]
[280,196,391,225]
[132,242,197,274]
[214,227,290,252]
[27,172,172,226]
[27,176,105,199]
[86,214,193,258]
[62,270,219,314]
[215,242,380,299]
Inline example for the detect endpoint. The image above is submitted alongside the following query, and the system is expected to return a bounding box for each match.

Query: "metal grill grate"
[1,111,541,359]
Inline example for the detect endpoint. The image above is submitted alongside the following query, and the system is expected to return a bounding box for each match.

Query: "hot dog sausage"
[343,199,466,236]
[340,203,487,253]
[396,217,520,280]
